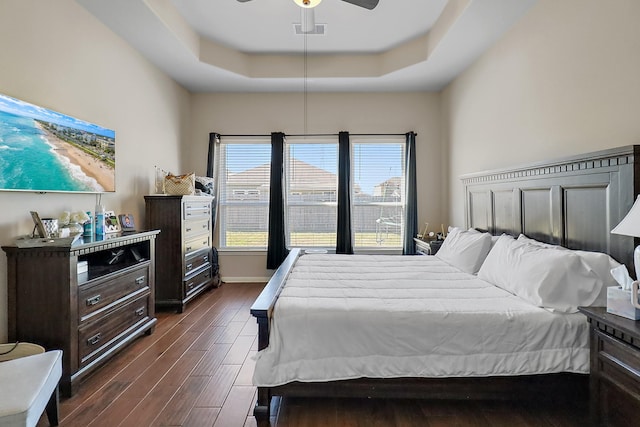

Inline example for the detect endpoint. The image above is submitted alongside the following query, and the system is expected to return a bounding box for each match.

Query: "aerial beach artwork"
[0,93,115,193]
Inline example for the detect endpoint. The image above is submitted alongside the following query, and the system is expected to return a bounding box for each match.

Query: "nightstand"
[578,306,640,426]
[414,238,430,255]
[413,238,442,255]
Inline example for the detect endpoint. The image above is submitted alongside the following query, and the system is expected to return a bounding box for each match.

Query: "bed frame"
[250,145,640,420]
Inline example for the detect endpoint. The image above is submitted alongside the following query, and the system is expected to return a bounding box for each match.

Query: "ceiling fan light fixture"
[293,0,322,8]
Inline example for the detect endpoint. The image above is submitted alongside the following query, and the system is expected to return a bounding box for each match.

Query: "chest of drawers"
[3,230,159,396]
[145,195,219,312]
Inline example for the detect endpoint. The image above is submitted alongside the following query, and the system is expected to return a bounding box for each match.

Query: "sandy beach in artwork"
[36,122,114,191]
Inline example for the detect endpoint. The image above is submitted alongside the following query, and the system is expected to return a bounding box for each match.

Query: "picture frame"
[30,211,47,238]
[0,92,116,193]
[118,214,135,231]
[104,210,121,233]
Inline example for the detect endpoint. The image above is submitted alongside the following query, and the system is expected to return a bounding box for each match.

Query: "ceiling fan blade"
[340,0,379,10]
[236,0,253,2]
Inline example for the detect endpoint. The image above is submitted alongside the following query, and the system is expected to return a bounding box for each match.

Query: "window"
[217,139,271,248]
[285,138,338,247]
[216,135,406,251]
[351,137,406,249]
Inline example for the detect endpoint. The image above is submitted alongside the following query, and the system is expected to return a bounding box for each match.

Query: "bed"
[250,145,640,420]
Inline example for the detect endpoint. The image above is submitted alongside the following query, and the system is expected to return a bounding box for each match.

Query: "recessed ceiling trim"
[144,0,454,79]
[76,0,540,92]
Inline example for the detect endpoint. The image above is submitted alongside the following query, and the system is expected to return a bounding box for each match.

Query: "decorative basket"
[164,172,195,195]
[0,342,45,362]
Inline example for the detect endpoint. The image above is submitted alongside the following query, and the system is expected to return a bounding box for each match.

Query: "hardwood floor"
[39,282,590,427]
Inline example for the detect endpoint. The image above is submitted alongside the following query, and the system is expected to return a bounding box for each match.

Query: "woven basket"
[0,342,45,362]
[164,172,195,195]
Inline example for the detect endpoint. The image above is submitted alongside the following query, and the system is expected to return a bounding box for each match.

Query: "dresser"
[145,195,219,313]
[578,306,640,426]
[2,230,159,396]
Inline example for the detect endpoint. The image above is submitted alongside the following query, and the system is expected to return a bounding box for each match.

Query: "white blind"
[285,139,338,248]
[217,139,272,248]
[351,137,405,248]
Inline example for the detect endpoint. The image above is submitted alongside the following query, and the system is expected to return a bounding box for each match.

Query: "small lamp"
[611,194,640,279]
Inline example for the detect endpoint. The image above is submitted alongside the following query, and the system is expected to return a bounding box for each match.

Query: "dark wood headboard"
[461,145,640,275]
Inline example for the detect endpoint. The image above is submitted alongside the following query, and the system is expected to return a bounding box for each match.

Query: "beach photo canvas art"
[0,93,115,193]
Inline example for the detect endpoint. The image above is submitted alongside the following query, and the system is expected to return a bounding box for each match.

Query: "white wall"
[442,0,640,227]
[0,0,191,341]
[188,92,443,281]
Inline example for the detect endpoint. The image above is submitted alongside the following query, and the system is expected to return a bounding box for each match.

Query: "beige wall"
[188,92,443,281]
[0,0,191,341]
[442,0,640,227]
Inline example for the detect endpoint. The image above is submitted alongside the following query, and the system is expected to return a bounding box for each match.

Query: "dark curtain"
[267,132,289,269]
[206,132,220,232]
[403,131,418,255]
[336,131,354,254]
[206,132,219,178]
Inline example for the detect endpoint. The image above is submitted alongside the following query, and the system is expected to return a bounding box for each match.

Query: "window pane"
[218,141,271,248]
[352,139,405,248]
[286,140,338,248]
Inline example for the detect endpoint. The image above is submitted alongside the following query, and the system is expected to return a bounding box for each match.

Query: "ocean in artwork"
[0,110,101,192]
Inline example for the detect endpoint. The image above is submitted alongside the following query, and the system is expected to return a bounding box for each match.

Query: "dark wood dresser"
[144,195,219,313]
[579,306,640,426]
[2,230,159,396]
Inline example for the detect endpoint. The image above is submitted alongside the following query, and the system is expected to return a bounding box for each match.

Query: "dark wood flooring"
[39,282,590,427]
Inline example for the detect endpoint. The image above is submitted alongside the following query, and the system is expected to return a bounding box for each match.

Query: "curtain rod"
[216,132,415,138]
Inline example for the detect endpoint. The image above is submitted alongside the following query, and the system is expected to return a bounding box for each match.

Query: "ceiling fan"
[236,0,380,10]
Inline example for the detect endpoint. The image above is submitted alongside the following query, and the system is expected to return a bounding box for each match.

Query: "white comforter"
[253,254,589,387]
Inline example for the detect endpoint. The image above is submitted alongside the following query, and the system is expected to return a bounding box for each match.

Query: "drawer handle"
[135,307,145,316]
[186,246,192,252]
[186,263,193,270]
[187,282,194,290]
[135,276,145,285]
[86,295,101,306]
[87,333,102,346]
[201,224,207,229]
[186,227,192,232]
[203,255,209,262]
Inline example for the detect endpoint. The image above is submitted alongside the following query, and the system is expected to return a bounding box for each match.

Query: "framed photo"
[30,211,47,238]
[104,210,121,233]
[118,214,135,231]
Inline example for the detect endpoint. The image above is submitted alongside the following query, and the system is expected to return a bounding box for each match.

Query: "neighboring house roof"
[373,176,402,197]
[226,159,362,194]
[226,163,271,190]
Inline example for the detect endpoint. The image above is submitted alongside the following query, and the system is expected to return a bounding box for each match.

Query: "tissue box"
[607,286,640,320]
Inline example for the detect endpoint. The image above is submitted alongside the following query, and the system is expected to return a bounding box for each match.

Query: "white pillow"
[517,234,621,306]
[434,227,492,274]
[478,234,603,313]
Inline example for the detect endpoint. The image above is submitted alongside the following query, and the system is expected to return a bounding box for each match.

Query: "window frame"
[284,136,339,249]
[350,136,406,251]
[216,134,407,253]
[217,136,272,250]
